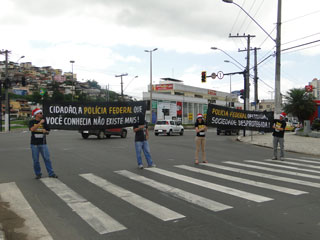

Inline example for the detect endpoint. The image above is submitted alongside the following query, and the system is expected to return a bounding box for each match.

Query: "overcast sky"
[1,0,320,101]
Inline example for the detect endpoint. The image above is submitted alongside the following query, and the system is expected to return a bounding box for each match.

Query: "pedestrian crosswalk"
[1,156,320,238]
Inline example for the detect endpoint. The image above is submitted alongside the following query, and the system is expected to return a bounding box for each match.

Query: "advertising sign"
[208,90,216,96]
[305,85,313,92]
[155,84,173,91]
[43,101,146,130]
[207,104,274,132]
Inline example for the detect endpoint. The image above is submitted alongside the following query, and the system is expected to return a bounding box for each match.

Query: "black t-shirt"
[272,119,286,138]
[134,123,147,142]
[29,119,50,145]
[195,121,206,137]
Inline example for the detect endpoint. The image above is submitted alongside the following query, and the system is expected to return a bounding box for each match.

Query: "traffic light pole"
[0,50,11,132]
[0,80,2,132]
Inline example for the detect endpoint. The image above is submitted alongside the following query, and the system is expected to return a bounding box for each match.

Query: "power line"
[243,0,265,34]
[282,43,320,55]
[238,0,256,34]
[282,9,320,24]
[281,39,320,52]
[282,32,320,46]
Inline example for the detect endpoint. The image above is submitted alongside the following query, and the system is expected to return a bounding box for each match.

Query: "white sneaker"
[272,157,277,160]
[138,165,144,169]
[148,164,156,168]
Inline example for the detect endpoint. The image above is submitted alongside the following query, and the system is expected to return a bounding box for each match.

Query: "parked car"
[79,128,127,139]
[311,118,320,131]
[154,120,184,136]
[217,127,239,135]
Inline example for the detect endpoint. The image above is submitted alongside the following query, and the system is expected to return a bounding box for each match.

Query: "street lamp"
[224,60,238,94]
[16,56,25,63]
[222,0,282,116]
[124,75,138,92]
[211,47,245,69]
[70,60,75,101]
[144,48,158,124]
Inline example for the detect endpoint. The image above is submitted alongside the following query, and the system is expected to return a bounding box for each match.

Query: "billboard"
[207,104,274,132]
[43,101,146,130]
[155,84,173,91]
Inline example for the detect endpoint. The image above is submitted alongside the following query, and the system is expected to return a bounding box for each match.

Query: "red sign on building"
[155,84,173,91]
[177,101,182,118]
[208,90,216,96]
[305,85,313,92]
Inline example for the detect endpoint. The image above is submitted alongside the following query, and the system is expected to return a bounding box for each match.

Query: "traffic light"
[201,71,207,83]
[240,89,245,99]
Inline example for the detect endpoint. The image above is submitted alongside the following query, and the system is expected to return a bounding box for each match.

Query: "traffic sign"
[211,72,216,79]
[217,71,224,79]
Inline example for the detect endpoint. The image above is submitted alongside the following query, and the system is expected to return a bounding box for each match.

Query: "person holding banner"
[272,112,287,161]
[133,121,156,169]
[29,108,58,179]
[195,114,208,164]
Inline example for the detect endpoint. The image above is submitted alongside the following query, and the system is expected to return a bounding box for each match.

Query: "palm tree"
[283,88,316,123]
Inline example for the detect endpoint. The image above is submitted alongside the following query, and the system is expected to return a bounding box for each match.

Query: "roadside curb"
[238,132,320,157]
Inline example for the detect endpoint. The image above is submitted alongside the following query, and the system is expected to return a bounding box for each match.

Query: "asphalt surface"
[0,129,320,240]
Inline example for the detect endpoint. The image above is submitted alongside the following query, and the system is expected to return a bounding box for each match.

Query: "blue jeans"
[135,141,153,166]
[31,144,55,176]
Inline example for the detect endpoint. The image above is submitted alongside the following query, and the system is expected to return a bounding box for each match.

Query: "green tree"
[283,88,316,123]
[26,91,42,103]
[51,90,65,102]
[87,80,101,89]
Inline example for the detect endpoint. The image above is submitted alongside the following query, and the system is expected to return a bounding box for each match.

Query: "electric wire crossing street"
[1,156,320,238]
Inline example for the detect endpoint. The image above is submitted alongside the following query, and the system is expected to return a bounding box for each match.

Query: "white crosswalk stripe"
[3,155,320,237]
[264,159,320,169]
[115,170,233,212]
[176,165,307,195]
[226,161,320,180]
[80,173,185,221]
[0,182,53,240]
[300,156,320,161]
[145,167,273,203]
[247,160,320,174]
[284,157,320,165]
[41,178,126,234]
[202,163,320,188]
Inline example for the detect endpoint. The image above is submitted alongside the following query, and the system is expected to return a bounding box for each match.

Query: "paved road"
[0,129,320,240]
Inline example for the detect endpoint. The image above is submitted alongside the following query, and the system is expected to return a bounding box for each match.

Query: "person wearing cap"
[272,112,287,161]
[29,108,58,179]
[195,114,208,164]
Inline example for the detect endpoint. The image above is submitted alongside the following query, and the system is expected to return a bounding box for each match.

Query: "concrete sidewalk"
[239,131,320,157]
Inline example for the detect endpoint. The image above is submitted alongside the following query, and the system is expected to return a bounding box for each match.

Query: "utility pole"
[229,34,255,113]
[0,50,11,132]
[229,34,255,137]
[254,47,261,111]
[115,73,128,101]
[274,0,282,116]
[240,46,261,111]
[145,48,158,124]
[106,84,110,102]
[70,60,75,101]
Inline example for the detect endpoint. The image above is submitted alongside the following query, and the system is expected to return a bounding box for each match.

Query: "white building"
[143,78,243,124]
[309,78,320,99]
